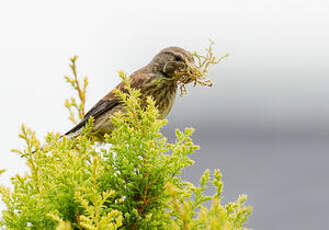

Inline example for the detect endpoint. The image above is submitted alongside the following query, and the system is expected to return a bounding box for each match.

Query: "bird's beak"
[163,61,186,77]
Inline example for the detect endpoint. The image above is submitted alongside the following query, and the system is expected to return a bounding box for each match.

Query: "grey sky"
[1,1,329,229]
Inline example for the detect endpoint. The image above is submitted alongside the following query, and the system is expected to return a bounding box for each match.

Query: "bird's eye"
[175,55,183,61]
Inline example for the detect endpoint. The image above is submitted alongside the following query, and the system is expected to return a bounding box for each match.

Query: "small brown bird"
[64,47,194,141]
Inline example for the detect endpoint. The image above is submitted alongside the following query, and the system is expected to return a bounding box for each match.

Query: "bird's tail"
[31,129,82,155]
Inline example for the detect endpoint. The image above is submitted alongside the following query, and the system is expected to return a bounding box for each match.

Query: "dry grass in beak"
[173,41,229,96]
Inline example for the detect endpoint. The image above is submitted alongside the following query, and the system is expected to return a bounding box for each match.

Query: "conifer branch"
[64,55,88,124]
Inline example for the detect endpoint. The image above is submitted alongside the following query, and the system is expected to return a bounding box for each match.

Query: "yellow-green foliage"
[0,59,252,230]
[64,55,88,124]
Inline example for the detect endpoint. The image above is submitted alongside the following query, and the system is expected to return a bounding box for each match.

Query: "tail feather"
[31,129,82,155]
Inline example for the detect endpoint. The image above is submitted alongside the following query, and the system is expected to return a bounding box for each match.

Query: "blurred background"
[1,0,329,229]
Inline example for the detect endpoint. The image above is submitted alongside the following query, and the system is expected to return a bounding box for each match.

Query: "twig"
[64,56,88,124]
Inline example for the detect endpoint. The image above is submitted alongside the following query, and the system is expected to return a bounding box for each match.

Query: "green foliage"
[64,55,88,124]
[0,61,252,229]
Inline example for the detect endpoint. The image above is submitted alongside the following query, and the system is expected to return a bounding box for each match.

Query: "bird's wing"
[64,94,121,136]
[64,67,150,136]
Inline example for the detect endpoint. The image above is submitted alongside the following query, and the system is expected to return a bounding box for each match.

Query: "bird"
[63,47,195,141]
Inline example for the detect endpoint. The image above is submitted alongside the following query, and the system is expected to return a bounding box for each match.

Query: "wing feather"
[64,96,121,135]
[64,67,150,136]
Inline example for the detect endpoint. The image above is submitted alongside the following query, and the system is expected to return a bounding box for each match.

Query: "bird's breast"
[141,79,177,119]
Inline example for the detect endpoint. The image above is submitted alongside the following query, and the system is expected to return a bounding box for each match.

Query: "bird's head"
[148,47,195,79]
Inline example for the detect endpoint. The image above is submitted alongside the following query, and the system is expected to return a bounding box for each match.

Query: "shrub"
[0,57,252,230]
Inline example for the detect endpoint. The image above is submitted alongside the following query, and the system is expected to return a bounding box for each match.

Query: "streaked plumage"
[64,47,194,141]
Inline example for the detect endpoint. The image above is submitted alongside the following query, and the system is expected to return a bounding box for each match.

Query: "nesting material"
[173,41,229,96]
